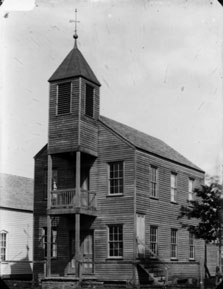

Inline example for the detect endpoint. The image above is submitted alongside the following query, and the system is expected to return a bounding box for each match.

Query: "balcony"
[48,189,97,216]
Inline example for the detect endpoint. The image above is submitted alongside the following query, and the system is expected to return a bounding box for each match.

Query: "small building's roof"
[100,116,204,173]
[48,46,101,86]
[0,173,33,211]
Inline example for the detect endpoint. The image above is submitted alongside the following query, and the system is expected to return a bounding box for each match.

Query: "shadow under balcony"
[47,189,97,216]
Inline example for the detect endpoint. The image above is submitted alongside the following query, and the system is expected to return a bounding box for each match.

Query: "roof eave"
[135,146,205,174]
[34,144,48,159]
[48,75,101,86]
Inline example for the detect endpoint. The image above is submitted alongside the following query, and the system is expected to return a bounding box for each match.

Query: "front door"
[68,231,76,274]
[81,231,94,274]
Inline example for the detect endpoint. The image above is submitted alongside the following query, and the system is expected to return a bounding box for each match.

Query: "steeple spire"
[72,9,80,48]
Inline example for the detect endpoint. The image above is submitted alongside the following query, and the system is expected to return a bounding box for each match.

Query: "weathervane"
[69,9,80,47]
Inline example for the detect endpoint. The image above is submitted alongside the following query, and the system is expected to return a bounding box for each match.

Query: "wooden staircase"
[138,261,167,285]
[137,240,168,285]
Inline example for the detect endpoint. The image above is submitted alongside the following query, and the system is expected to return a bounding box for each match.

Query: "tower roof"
[48,46,101,86]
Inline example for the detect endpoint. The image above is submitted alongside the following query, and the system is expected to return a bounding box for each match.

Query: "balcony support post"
[46,154,52,277]
[75,151,82,278]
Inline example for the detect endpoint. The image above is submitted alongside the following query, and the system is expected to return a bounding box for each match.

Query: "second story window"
[188,178,194,201]
[57,82,71,115]
[171,173,177,202]
[85,83,94,118]
[108,161,124,195]
[150,166,158,198]
[0,231,7,261]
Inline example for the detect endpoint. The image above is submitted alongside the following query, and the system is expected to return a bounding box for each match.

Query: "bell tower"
[45,12,100,277]
[47,15,100,156]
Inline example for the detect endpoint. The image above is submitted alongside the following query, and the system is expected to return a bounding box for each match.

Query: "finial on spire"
[73,9,80,47]
[69,9,80,47]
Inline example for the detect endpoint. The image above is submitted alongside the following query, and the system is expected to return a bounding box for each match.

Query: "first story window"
[108,161,124,195]
[108,225,123,258]
[189,232,195,260]
[0,231,7,261]
[171,229,178,259]
[150,226,158,256]
[42,227,57,258]
[171,173,177,202]
[150,166,158,198]
[57,82,71,115]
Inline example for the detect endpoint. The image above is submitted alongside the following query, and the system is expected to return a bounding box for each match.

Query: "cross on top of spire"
[70,9,80,47]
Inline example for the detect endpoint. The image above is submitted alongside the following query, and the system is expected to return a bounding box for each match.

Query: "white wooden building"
[0,173,33,279]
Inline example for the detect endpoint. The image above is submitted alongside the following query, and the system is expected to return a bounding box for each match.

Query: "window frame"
[150,225,158,256]
[150,165,158,198]
[85,83,94,118]
[42,227,58,259]
[0,231,8,262]
[170,228,178,260]
[107,224,123,259]
[170,172,177,203]
[56,81,72,116]
[189,232,195,260]
[108,161,124,196]
[188,178,194,201]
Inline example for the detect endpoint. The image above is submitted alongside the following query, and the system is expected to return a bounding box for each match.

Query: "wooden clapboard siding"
[0,209,33,277]
[49,78,99,155]
[34,146,48,216]
[48,78,79,154]
[80,120,98,153]
[79,79,99,155]
[33,147,48,282]
[95,262,134,282]
[135,149,205,276]
[167,261,200,279]
[91,123,135,279]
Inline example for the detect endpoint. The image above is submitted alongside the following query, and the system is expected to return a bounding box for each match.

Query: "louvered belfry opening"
[85,83,94,118]
[57,82,71,115]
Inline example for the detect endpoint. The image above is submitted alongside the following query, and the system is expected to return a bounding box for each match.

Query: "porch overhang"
[47,207,98,216]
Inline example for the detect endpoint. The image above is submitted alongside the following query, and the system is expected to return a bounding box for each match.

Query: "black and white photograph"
[0,1,223,288]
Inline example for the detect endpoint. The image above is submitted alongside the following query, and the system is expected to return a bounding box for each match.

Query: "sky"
[0,0,223,181]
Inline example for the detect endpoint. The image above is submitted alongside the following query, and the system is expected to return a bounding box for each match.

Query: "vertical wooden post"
[75,214,81,277]
[75,151,81,278]
[46,154,52,277]
[76,151,81,207]
[133,150,137,286]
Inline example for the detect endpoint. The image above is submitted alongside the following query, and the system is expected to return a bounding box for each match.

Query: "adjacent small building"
[33,33,219,288]
[0,173,33,279]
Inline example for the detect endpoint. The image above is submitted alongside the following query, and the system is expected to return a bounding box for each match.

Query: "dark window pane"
[57,82,71,115]
[85,84,94,117]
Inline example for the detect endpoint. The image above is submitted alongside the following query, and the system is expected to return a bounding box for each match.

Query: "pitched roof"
[48,46,101,86]
[0,173,33,211]
[99,116,204,173]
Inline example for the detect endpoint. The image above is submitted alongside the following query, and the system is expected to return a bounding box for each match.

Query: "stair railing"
[136,238,169,283]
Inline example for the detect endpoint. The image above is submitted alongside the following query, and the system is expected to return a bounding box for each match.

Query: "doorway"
[81,230,94,274]
[68,230,94,275]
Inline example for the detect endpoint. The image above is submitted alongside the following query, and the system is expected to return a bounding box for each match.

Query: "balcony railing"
[50,188,96,211]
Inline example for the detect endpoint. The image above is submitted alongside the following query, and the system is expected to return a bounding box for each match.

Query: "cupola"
[47,25,100,156]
